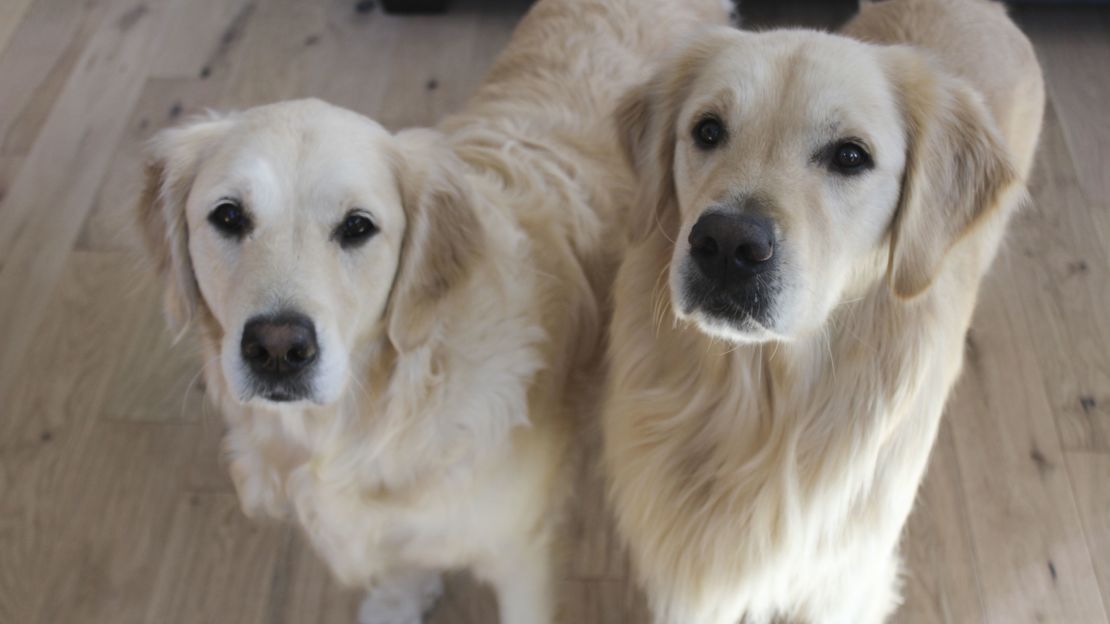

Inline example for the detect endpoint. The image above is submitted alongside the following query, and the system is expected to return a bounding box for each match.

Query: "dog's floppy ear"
[883,48,1021,299]
[137,113,234,336]
[615,31,729,244]
[387,130,485,353]
[615,79,677,244]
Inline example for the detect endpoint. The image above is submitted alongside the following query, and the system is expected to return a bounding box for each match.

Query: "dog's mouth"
[242,376,318,405]
[260,389,304,403]
[673,263,785,343]
[681,271,777,324]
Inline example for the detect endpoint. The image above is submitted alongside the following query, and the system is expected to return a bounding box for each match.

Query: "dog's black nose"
[241,313,318,378]
[688,212,775,280]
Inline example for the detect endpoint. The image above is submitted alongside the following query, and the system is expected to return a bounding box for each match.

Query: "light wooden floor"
[0,0,1108,622]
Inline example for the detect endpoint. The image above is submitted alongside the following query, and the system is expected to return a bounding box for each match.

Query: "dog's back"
[464,0,730,129]
[441,0,732,245]
[435,0,734,416]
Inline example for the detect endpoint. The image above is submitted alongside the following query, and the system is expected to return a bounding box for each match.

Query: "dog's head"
[137,99,482,406]
[617,28,1018,343]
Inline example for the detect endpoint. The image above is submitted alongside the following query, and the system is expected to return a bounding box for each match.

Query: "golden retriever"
[602,0,1044,622]
[135,1,730,623]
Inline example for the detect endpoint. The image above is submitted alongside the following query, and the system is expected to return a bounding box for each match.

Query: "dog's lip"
[686,290,757,320]
[679,285,777,340]
[250,387,331,406]
[249,386,313,403]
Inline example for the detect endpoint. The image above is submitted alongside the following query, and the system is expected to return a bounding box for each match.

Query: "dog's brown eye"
[832,142,871,173]
[334,212,378,248]
[693,118,726,149]
[208,200,250,238]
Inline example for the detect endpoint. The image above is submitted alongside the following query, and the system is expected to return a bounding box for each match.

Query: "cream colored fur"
[602,1,1044,623]
[136,1,730,623]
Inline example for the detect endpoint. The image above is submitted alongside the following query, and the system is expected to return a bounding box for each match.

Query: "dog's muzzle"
[681,206,780,326]
[240,311,319,402]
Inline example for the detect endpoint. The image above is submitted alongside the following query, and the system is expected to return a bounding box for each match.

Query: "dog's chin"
[686,309,783,344]
[674,290,785,345]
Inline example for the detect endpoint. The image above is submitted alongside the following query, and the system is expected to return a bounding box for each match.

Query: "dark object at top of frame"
[380,0,451,14]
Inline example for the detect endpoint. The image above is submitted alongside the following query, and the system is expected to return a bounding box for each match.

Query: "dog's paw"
[356,573,444,624]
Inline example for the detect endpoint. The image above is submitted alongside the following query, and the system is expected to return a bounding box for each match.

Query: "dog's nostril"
[691,235,719,258]
[286,344,317,366]
[242,341,267,363]
[736,239,773,264]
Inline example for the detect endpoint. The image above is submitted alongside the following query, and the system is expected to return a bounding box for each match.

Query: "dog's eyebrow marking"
[808,116,875,165]
[807,120,844,164]
[689,89,736,129]
[812,118,844,145]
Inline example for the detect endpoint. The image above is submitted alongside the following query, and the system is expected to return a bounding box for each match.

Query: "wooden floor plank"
[1017,8,1110,206]
[271,533,366,624]
[1002,103,1110,452]
[367,7,481,130]
[300,0,404,116]
[97,270,209,424]
[0,0,106,157]
[0,0,35,59]
[899,417,986,624]
[0,0,176,404]
[0,154,22,213]
[947,263,1108,624]
[77,76,227,253]
[217,0,330,108]
[0,252,140,448]
[31,422,199,624]
[1065,451,1110,617]
[0,251,173,623]
[147,0,255,79]
[144,492,289,624]
[185,408,236,492]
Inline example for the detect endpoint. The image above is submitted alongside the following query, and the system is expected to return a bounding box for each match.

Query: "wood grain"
[899,418,985,624]
[1005,103,1110,453]
[0,0,174,403]
[0,252,181,623]
[1066,451,1110,614]
[78,76,227,253]
[946,266,1107,624]
[0,0,35,57]
[145,492,289,624]
[1016,8,1110,204]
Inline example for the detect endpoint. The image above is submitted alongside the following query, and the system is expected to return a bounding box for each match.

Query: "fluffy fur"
[602,1,1044,622]
[136,1,729,623]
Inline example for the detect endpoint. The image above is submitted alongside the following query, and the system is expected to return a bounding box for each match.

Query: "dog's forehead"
[235,101,394,171]
[701,32,897,133]
[202,101,401,217]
